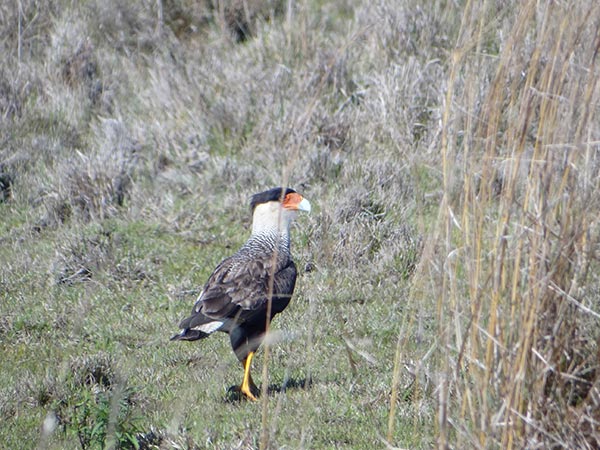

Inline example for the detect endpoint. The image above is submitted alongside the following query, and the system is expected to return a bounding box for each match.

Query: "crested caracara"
[171,187,311,400]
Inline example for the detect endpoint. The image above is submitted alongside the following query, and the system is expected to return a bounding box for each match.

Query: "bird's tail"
[170,316,224,341]
[170,329,209,341]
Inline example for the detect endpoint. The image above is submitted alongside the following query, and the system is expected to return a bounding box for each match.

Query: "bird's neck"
[249,203,298,254]
[251,206,295,240]
[250,223,291,250]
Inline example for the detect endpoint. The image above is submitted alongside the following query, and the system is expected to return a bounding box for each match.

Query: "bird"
[170,187,311,400]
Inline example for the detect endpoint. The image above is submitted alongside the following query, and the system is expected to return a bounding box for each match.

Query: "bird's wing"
[192,252,296,322]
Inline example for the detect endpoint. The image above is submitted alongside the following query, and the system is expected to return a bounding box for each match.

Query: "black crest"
[250,187,296,211]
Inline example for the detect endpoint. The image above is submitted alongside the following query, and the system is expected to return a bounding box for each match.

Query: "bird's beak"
[297,198,311,213]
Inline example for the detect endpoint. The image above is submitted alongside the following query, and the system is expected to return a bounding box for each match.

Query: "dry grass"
[1,0,599,448]
[421,0,600,448]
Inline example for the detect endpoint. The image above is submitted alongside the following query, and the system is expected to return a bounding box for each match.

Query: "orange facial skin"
[283,192,304,210]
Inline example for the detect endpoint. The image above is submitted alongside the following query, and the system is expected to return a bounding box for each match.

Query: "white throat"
[251,202,297,237]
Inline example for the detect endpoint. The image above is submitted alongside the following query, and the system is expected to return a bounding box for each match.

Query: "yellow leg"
[240,351,258,401]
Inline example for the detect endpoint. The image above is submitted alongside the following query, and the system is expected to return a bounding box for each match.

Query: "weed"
[56,385,143,450]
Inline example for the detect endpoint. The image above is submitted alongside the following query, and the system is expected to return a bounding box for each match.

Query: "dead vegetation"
[417,1,600,448]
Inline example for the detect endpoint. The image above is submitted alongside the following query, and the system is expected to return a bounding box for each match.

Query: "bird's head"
[250,187,311,235]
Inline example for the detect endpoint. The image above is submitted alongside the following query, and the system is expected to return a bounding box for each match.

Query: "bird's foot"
[226,383,260,402]
[240,383,259,401]
[241,374,260,401]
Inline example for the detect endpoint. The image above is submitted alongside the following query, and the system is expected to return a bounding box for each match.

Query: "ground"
[1,0,599,448]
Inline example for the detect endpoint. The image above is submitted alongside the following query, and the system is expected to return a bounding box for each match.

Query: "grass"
[1,0,600,448]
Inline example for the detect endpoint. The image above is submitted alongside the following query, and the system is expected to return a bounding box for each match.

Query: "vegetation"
[1,0,599,448]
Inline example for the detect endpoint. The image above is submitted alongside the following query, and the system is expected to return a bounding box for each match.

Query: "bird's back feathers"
[171,232,297,341]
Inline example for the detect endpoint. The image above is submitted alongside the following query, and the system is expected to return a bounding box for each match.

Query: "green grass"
[0,207,427,448]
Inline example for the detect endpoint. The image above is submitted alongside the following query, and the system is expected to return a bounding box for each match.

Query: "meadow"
[1,0,599,448]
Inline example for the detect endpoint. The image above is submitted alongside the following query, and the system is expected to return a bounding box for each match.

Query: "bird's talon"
[240,386,258,401]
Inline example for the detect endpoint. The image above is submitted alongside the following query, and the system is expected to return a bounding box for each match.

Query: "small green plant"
[57,385,143,450]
